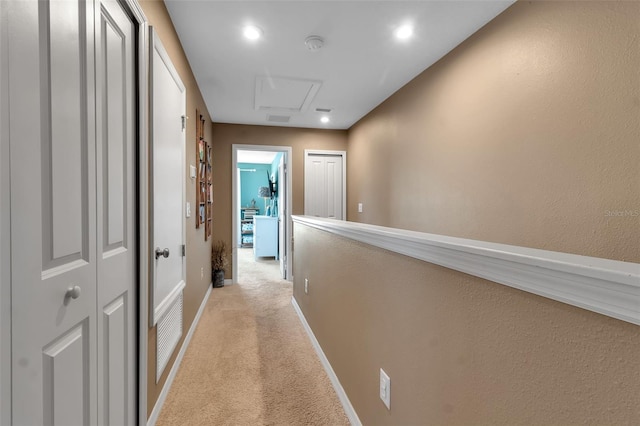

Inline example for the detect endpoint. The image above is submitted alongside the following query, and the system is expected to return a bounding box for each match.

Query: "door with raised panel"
[149,28,186,383]
[95,1,137,424]
[8,0,138,424]
[9,1,98,423]
[304,151,345,219]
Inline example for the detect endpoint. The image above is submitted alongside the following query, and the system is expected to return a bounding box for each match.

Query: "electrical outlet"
[304,278,309,294]
[358,202,363,213]
[200,267,204,279]
[380,368,391,410]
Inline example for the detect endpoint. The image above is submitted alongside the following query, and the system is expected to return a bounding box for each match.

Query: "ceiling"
[165,0,515,130]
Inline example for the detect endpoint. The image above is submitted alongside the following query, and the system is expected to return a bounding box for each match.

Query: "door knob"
[155,247,170,259]
[65,285,81,300]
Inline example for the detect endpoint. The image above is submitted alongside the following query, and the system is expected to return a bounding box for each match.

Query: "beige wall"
[348,0,639,263]
[294,0,640,424]
[293,224,640,424]
[211,123,348,278]
[138,0,214,416]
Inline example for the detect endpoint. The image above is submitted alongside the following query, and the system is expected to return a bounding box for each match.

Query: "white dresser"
[253,216,278,259]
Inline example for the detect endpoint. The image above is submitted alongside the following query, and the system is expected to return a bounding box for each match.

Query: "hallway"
[156,249,349,425]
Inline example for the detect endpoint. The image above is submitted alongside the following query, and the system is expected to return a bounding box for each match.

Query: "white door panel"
[95,0,136,424]
[304,152,345,220]
[102,295,128,425]
[43,322,90,426]
[150,28,186,328]
[9,0,98,423]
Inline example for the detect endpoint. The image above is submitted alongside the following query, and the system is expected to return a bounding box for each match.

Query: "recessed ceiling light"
[395,24,413,40]
[320,116,330,124]
[243,25,263,40]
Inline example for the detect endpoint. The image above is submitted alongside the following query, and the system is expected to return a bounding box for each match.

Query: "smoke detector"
[305,35,324,51]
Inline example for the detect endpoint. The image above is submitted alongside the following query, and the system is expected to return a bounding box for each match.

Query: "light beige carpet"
[156,249,350,425]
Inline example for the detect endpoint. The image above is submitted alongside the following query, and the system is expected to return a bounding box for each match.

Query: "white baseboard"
[291,296,362,426]
[148,284,213,426]
[224,278,233,285]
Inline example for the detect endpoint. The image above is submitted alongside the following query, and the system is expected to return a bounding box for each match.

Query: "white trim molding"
[129,2,150,423]
[292,297,362,426]
[292,216,640,326]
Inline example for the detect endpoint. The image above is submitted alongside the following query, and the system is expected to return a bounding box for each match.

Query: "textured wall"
[295,0,640,423]
[294,224,640,424]
[211,123,348,279]
[138,0,214,416]
[348,0,640,263]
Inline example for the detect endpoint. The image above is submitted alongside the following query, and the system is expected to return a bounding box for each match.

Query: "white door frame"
[304,149,347,220]
[232,144,293,283]
[121,2,150,425]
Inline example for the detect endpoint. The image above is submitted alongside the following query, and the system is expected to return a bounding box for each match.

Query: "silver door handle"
[65,285,81,300]
[155,247,170,259]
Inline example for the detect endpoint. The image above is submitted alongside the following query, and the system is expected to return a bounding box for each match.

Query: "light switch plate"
[380,368,391,410]
[358,203,363,213]
[186,202,191,218]
[190,165,196,179]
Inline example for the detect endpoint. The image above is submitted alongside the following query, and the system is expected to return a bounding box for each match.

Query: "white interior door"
[9,1,98,423]
[95,1,137,424]
[150,27,186,379]
[304,151,346,220]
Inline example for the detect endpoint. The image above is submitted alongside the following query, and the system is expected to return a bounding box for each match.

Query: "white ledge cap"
[292,215,640,326]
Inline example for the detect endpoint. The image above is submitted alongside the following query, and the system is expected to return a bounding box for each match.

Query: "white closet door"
[304,151,345,220]
[95,1,137,424]
[9,1,139,424]
[9,1,98,423]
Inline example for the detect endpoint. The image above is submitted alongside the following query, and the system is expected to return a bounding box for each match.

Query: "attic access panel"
[254,76,322,113]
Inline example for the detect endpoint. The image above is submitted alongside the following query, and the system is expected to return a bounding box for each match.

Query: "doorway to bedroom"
[232,145,292,283]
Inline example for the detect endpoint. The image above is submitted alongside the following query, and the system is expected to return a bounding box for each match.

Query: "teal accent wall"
[270,152,283,188]
[239,163,270,210]
[239,154,283,217]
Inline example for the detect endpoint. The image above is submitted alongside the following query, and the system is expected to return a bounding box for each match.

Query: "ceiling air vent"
[267,114,291,123]
[315,108,332,113]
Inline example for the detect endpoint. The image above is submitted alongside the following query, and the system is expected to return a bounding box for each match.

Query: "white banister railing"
[292,216,640,326]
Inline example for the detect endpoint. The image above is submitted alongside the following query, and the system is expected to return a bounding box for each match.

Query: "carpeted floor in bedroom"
[156,248,349,425]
